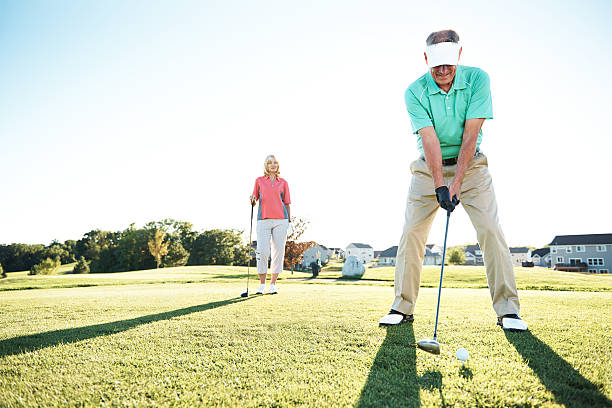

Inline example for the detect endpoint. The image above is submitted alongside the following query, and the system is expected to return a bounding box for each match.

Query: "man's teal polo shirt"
[405,65,493,159]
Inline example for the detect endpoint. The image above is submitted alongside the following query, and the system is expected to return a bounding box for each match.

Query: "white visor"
[425,42,461,68]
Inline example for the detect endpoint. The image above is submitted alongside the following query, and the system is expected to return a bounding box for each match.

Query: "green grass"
[1,267,611,407]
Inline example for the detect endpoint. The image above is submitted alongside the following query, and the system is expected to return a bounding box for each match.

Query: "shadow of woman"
[357,324,420,408]
[0,296,251,358]
[504,330,612,407]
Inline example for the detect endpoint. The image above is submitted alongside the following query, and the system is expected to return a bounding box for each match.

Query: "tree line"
[0,219,250,274]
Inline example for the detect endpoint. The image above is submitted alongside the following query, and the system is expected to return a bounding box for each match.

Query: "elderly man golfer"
[379,30,527,331]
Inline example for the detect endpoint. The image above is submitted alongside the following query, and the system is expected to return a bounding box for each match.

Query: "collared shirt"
[405,65,493,159]
[252,176,291,220]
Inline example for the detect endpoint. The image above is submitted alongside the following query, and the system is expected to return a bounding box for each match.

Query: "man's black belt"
[442,157,458,166]
[420,148,479,166]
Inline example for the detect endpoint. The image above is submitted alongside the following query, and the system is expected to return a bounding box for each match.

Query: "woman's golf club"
[417,209,451,354]
[240,202,255,298]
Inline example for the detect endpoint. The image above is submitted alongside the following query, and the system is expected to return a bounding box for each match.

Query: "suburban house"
[509,247,531,266]
[301,244,332,266]
[424,248,442,265]
[345,243,374,263]
[328,248,344,259]
[531,248,551,267]
[375,245,442,266]
[378,246,397,266]
[549,233,612,273]
[464,244,483,265]
[426,244,442,254]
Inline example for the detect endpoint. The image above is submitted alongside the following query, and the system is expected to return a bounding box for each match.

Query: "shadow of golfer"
[505,331,612,407]
[0,296,251,358]
[420,370,446,407]
[356,324,420,408]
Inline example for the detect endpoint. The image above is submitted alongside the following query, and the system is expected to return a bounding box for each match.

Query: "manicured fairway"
[0,270,611,407]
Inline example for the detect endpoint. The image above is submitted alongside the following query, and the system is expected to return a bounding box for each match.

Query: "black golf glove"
[435,186,458,212]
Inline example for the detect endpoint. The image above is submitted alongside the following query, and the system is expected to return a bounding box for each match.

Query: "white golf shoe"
[498,314,528,331]
[268,284,278,294]
[378,310,414,326]
[256,284,265,295]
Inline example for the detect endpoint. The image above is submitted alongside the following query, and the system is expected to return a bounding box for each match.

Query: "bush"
[29,257,61,275]
[72,257,90,274]
[448,249,466,265]
[0,263,5,279]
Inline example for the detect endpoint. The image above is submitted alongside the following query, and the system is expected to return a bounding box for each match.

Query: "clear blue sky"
[1,0,611,250]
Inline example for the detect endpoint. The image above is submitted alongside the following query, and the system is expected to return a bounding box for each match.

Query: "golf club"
[417,209,451,354]
[240,202,255,298]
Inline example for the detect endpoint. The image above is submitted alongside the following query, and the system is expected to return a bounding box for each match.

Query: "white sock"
[258,284,265,292]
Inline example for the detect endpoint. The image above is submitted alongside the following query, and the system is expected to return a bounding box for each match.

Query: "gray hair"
[426,30,460,46]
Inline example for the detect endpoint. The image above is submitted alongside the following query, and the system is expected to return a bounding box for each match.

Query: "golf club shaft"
[246,203,254,292]
[433,210,451,340]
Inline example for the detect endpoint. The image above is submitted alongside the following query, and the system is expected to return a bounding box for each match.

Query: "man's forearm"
[419,127,445,188]
[453,118,485,187]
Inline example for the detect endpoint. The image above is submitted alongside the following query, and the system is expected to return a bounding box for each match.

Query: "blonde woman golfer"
[249,155,291,294]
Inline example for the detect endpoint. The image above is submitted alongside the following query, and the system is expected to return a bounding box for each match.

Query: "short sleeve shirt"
[252,176,291,220]
[405,65,493,159]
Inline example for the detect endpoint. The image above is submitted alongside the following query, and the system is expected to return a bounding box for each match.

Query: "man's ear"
[424,52,428,65]
[458,47,463,61]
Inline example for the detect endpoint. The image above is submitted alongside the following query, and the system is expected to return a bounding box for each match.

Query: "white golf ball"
[456,348,469,361]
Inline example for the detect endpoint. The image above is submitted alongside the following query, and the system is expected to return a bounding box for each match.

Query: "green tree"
[188,229,248,266]
[29,257,60,275]
[0,243,45,272]
[164,242,189,267]
[148,229,170,268]
[118,225,154,271]
[72,257,90,274]
[0,262,5,279]
[145,219,197,252]
[75,230,120,262]
[448,248,466,265]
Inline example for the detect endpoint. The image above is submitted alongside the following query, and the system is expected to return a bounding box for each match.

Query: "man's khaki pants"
[392,152,520,317]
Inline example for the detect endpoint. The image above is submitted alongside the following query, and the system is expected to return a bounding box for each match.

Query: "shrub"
[29,257,61,275]
[448,249,466,265]
[0,263,5,278]
[72,257,90,274]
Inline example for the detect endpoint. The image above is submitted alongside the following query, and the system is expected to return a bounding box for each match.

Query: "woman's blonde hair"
[263,154,280,177]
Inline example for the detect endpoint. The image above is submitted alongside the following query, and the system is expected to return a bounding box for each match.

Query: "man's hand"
[249,195,256,206]
[435,186,457,212]
[449,180,462,203]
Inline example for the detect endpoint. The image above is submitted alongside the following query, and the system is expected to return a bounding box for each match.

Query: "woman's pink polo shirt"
[252,176,291,220]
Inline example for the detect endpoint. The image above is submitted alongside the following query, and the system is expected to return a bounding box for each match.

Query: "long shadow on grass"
[0,296,251,358]
[505,331,612,407]
[357,324,420,408]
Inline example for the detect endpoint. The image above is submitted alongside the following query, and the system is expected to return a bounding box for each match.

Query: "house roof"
[509,247,530,254]
[465,244,480,254]
[549,234,612,245]
[348,243,373,249]
[531,248,550,257]
[425,248,440,257]
[379,246,398,257]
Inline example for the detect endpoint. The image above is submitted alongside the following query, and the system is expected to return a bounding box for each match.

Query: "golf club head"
[417,338,441,355]
[240,291,248,298]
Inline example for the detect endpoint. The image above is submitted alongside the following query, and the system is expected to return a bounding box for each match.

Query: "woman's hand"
[249,195,256,206]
